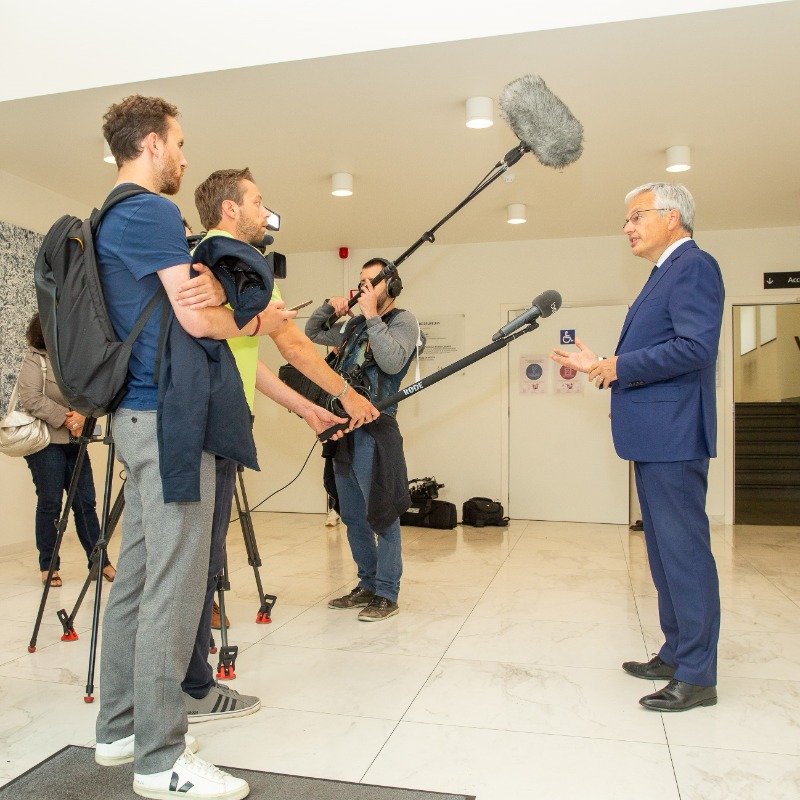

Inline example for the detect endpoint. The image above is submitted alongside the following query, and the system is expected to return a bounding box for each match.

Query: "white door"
[507,304,629,523]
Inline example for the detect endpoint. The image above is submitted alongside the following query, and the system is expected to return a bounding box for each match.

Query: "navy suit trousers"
[634,459,720,686]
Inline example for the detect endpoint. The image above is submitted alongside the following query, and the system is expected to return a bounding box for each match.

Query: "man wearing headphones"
[306,259,424,621]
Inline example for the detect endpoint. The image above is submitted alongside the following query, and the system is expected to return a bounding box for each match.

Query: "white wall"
[244,224,800,527]
[3,222,798,555]
[0,170,93,233]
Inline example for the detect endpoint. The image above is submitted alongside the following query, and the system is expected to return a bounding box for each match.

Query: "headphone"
[367,257,403,298]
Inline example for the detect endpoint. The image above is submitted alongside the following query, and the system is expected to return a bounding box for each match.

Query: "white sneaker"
[96,733,198,766]
[133,747,249,799]
[325,509,340,527]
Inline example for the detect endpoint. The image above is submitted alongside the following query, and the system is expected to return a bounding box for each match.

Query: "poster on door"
[519,356,549,395]
[555,363,584,394]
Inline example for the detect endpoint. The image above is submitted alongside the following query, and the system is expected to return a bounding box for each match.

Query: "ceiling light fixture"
[331,172,353,197]
[103,141,115,164]
[665,145,691,172]
[507,203,526,224]
[466,96,493,129]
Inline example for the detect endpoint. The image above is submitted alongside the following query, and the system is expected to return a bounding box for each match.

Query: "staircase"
[735,402,800,525]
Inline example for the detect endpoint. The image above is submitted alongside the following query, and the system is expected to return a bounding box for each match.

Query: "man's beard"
[155,153,183,195]
[236,217,265,246]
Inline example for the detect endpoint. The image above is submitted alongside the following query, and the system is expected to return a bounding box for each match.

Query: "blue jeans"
[334,429,402,603]
[181,456,237,698]
[24,442,102,571]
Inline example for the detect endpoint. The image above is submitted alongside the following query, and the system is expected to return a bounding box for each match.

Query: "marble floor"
[1,513,799,799]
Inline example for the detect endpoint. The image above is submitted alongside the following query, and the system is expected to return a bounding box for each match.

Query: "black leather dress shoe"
[639,679,717,712]
[622,655,676,680]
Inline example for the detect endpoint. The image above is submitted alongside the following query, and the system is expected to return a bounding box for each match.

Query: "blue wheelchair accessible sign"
[560,330,575,345]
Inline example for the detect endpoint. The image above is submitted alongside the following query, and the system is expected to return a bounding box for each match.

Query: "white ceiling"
[1,1,798,255]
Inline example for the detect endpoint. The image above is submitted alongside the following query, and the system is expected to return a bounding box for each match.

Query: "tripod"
[27,415,122,703]
[28,416,110,650]
[209,463,277,681]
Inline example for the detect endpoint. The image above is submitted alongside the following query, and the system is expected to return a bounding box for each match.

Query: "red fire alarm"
[339,247,349,259]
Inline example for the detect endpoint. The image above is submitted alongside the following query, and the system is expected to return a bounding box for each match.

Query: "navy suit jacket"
[611,240,724,463]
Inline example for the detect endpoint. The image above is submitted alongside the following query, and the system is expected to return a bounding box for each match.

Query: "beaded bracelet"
[331,380,349,401]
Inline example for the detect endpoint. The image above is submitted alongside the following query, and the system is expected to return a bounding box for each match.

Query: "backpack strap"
[152,290,171,384]
[91,184,155,232]
[128,289,165,348]
[92,183,166,381]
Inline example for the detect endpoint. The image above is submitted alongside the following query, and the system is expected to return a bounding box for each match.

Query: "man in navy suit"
[552,183,724,711]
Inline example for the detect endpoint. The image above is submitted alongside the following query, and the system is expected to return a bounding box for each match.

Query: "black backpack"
[462,497,510,528]
[34,185,165,418]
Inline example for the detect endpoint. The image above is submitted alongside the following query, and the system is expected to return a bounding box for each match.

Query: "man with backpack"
[306,260,424,621]
[91,95,294,800]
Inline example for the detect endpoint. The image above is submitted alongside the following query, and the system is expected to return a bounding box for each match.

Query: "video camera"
[408,477,444,503]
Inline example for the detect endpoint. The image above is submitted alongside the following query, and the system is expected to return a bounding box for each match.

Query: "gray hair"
[625,182,695,236]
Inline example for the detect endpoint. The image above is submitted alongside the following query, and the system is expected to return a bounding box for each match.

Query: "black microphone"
[492,290,562,341]
[499,75,583,170]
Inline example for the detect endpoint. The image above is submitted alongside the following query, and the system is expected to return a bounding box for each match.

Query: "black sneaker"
[358,596,399,621]
[328,587,375,609]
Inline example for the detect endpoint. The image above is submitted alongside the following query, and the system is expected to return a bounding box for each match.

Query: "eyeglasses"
[622,208,670,230]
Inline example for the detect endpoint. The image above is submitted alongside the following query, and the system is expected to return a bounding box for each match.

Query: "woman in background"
[17,313,115,586]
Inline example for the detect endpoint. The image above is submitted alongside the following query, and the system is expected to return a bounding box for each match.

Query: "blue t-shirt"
[95,187,191,409]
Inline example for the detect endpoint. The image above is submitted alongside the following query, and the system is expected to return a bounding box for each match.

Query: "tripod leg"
[84,418,120,702]
[235,467,276,624]
[28,421,96,652]
[57,480,125,642]
[214,552,238,680]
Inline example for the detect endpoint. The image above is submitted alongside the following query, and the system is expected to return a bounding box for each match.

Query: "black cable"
[229,437,319,522]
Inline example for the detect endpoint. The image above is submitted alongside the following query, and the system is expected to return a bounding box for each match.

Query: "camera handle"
[318,320,539,442]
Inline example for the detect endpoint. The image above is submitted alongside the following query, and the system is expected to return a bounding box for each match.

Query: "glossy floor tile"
[1,514,799,799]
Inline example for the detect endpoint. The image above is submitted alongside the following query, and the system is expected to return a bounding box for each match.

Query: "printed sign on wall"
[555,363,584,394]
[560,329,576,346]
[417,315,466,375]
[519,356,549,395]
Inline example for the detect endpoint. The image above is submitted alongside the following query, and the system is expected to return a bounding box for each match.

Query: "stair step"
[735,402,800,417]
[736,456,800,471]
[736,471,800,487]
[736,441,800,456]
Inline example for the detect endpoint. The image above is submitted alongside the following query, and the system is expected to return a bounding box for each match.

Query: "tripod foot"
[216,645,238,681]
[84,695,94,703]
[57,609,79,641]
[216,664,237,680]
[209,645,218,654]
[27,646,36,653]
[255,594,277,624]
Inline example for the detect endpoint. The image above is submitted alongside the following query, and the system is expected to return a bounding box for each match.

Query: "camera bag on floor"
[400,499,457,529]
[461,497,509,527]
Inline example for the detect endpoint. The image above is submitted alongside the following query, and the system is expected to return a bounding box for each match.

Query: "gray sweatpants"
[95,409,214,774]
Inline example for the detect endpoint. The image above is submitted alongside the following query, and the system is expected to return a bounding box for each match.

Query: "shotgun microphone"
[492,289,562,341]
[499,75,583,169]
